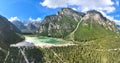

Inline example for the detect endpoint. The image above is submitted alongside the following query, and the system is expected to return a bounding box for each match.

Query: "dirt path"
[96,48,120,51]
[67,18,83,41]
[72,18,83,33]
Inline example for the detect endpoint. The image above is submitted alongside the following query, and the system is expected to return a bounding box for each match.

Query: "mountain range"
[10,8,119,37]
[38,8,118,41]
[11,20,40,34]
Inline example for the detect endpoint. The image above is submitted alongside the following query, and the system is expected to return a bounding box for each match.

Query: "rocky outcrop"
[83,10,118,32]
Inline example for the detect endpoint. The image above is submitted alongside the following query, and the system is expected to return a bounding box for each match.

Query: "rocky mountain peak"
[61,8,73,11]
[61,8,76,14]
[58,8,85,17]
[82,10,118,32]
[83,10,106,21]
[87,10,102,14]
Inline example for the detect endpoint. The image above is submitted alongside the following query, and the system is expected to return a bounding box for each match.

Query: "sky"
[0,0,120,24]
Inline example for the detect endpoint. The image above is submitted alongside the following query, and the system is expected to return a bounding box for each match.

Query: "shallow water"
[25,36,64,44]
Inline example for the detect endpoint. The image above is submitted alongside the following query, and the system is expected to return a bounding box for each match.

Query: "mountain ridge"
[39,8,118,41]
[11,20,40,34]
[0,15,24,49]
[0,15,24,62]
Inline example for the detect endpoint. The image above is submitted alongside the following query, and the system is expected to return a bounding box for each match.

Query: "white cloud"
[102,7,115,13]
[40,0,68,8]
[29,17,41,22]
[40,0,120,25]
[40,0,115,13]
[9,16,20,22]
[68,0,114,6]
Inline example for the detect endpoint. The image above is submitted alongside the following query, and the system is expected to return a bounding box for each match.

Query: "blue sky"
[0,0,120,24]
[0,0,61,21]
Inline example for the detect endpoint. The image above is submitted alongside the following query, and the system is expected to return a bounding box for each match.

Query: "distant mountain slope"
[0,15,24,62]
[12,20,27,31]
[39,8,118,41]
[25,23,38,33]
[11,21,40,34]
[0,15,24,48]
[0,15,21,33]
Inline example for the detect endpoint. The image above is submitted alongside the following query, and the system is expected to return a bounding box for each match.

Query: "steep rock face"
[39,8,85,37]
[83,10,118,32]
[58,8,85,20]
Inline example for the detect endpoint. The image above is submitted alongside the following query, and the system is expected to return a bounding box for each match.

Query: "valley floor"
[9,35,120,63]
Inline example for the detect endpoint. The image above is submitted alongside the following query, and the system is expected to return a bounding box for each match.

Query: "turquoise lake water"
[25,36,65,44]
